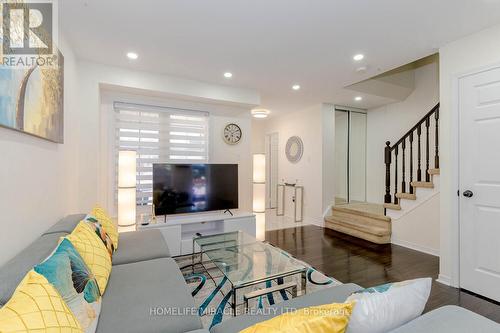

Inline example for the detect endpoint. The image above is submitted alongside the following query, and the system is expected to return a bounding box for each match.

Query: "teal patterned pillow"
[34,238,101,333]
[84,214,115,256]
[353,282,393,294]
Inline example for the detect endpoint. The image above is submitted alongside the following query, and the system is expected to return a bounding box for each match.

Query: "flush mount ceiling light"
[127,52,138,60]
[353,54,364,61]
[292,84,301,91]
[224,72,233,78]
[251,109,270,119]
[355,96,363,101]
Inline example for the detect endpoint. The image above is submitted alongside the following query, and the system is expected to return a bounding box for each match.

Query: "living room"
[1,1,500,333]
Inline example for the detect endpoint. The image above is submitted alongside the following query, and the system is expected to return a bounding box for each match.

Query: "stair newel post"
[384,141,392,204]
[409,132,414,194]
[435,107,440,169]
[401,138,406,193]
[425,116,431,182]
[394,145,399,205]
[417,124,422,181]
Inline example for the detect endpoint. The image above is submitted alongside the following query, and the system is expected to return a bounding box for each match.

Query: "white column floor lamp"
[118,150,137,227]
[253,154,266,213]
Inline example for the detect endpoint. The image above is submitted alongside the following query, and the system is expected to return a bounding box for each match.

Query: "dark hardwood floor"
[265,225,500,323]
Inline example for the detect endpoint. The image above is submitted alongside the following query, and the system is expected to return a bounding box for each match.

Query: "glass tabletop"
[202,240,307,288]
[194,231,257,252]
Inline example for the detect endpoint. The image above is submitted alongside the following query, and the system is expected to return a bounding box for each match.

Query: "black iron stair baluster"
[425,116,430,182]
[384,141,392,204]
[394,145,399,205]
[409,132,414,194]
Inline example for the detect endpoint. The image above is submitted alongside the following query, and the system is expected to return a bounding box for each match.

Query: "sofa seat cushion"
[96,258,202,333]
[44,214,87,235]
[388,305,500,333]
[210,283,362,333]
[112,229,171,266]
[0,232,67,306]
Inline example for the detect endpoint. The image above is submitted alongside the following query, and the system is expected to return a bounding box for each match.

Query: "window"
[114,102,209,206]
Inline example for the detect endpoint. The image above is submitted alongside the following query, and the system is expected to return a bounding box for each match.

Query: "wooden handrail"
[390,103,440,151]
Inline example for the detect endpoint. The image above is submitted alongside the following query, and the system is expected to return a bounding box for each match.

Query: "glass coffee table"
[193,231,307,316]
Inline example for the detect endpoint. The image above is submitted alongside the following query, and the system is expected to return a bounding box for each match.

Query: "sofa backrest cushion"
[0,232,66,306]
[44,214,86,235]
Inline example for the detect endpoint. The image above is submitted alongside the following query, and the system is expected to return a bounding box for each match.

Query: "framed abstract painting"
[0,50,64,143]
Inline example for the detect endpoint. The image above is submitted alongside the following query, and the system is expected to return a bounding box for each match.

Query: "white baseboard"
[436,274,452,286]
[391,238,440,257]
[310,218,325,227]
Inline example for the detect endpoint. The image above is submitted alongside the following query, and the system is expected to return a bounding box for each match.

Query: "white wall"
[209,115,253,212]
[252,104,334,225]
[391,190,441,256]
[366,62,440,203]
[1,53,259,266]
[439,24,500,286]
[77,61,260,213]
[0,36,80,266]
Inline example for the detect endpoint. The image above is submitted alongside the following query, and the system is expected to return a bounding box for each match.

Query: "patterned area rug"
[175,246,342,330]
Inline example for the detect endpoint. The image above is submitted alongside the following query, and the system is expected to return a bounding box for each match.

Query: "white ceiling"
[60,0,500,116]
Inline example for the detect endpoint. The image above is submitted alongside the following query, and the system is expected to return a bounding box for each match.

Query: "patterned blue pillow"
[84,214,115,257]
[34,238,101,333]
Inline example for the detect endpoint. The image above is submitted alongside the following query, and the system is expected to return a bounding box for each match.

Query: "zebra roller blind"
[114,102,209,205]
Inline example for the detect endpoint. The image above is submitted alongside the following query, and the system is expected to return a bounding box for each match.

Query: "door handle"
[463,190,474,198]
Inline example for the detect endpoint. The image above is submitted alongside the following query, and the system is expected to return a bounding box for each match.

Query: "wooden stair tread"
[395,193,417,200]
[383,203,401,210]
[332,206,390,222]
[428,168,440,175]
[411,181,434,188]
[325,216,390,237]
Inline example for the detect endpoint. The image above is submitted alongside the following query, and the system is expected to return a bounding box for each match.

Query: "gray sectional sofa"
[0,214,206,333]
[1,214,499,333]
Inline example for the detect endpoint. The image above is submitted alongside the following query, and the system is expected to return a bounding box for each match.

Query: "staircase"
[324,103,440,245]
[383,103,440,214]
[325,203,391,244]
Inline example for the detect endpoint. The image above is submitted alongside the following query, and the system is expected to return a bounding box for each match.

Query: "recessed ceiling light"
[292,84,301,91]
[353,54,364,61]
[251,109,270,119]
[127,52,138,60]
[224,72,233,78]
[355,96,363,101]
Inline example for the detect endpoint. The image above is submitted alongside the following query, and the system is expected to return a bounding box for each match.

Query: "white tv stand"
[137,211,256,256]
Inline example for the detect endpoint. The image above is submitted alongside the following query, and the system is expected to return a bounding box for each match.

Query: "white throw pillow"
[345,278,432,333]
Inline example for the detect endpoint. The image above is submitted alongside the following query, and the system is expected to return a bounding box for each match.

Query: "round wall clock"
[223,123,242,145]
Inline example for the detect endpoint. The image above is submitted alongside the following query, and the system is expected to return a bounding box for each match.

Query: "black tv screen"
[153,164,239,215]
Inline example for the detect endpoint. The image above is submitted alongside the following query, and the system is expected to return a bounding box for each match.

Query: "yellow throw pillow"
[91,205,119,250]
[240,302,354,333]
[66,221,112,294]
[0,270,82,332]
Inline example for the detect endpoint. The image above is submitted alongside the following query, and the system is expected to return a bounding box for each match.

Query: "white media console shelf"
[137,211,256,256]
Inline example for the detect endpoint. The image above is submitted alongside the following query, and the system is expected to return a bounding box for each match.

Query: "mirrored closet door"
[334,108,367,205]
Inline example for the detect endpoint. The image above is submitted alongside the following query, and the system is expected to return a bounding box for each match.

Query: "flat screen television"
[153,163,239,216]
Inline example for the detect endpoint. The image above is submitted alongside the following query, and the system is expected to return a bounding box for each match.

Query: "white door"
[265,133,279,208]
[459,66,500,302]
